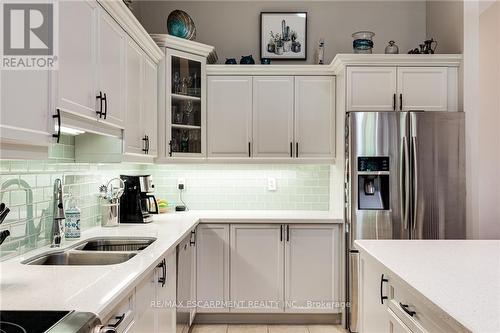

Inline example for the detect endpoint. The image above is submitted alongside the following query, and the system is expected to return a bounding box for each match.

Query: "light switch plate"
[267,177,277,191]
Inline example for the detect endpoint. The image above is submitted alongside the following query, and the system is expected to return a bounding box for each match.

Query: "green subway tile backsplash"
[0,138,331,259]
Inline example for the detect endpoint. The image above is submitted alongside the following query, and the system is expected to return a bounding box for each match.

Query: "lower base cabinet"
[359,252,470,333]
[130,249,176,333]
[196,223,341,314]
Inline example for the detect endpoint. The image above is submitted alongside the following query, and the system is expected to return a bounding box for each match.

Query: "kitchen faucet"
[51,179,65,248]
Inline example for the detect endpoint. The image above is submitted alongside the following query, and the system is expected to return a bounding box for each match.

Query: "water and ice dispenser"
[357,157,390,210]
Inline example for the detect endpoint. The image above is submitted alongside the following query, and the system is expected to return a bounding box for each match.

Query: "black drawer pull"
[103,93,108,119]
[110,313,125,328]
[96,91,103,118]
[380,274,388,304]
[399,302,416,317]
[52,109,61,143]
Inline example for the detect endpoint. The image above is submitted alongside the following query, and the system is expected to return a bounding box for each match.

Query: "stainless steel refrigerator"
[345,111,466,332]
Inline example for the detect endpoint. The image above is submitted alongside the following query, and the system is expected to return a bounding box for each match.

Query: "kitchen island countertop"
[355,239,500,333]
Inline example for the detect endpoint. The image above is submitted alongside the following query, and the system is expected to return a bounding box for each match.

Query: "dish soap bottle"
[65,194,81,240]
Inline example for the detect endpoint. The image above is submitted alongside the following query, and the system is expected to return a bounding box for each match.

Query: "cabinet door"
[397,67,448,111]
[388,309,413,333]
[133,269,156,333]
[58,0,97,118]
[359,254,390,333]
[143,56,159,157]
[230,224,284,312]
[0,70,51,148]
[252,77,294,158]
[157,250,177,333]
[124,39,144,155]
[97,7,126,128]
[294,76,336,159]
[347,67,397,111]
[196,224,230,313]
[285,225,339,313]
[207,76,252,158]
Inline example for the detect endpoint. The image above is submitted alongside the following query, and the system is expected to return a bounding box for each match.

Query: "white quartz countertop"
[355,240,500,333]
[0,210,341,318]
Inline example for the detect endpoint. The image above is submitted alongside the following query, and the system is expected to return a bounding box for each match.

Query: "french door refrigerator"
[345,111,465,332]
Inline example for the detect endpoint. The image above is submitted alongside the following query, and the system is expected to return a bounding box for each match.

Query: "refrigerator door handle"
[401,137,410,229]
[412,136,418,231]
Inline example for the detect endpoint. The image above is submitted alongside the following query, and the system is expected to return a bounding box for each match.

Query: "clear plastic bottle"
[65,194,81,239]
[318,39,325,65]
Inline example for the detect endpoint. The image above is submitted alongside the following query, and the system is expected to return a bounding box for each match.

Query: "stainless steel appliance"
[120,175,158,224]
[345,111,466,332]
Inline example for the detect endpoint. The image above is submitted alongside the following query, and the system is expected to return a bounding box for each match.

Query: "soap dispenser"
[65,193,81,239]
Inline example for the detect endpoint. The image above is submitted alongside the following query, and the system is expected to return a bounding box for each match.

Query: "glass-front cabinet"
[166,49,206,158]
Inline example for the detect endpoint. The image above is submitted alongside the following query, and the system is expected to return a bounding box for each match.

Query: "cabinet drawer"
[388,278,469,333]
[102,292,135,333]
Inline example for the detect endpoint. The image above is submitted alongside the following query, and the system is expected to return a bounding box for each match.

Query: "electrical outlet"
[177,178,186,189]
[267,177,277,191]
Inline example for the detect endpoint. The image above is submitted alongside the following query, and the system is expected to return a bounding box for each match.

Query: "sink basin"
[24,251,137,265]
[74,237,156,252]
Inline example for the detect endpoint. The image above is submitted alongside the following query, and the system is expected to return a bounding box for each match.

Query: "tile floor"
[191,324,347,333]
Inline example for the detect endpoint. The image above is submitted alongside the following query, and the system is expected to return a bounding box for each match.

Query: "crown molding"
[150,34,215,58]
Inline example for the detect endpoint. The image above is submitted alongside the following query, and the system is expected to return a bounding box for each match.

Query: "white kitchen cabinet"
[143,56,159,157]
[346,66,456,112]
[96,7,126,128]
[0,69,51,152]
[57,0,97,119]
[156,250,176,333]
[388,309,413,333]
[196,224,230,313]
[252,77,294,158]
[177,231,197,325]
[207,76,253,158]
[397,67,448,111]
[230,224,284,312]
[124,39,144,155]
[346,67,397,111]
[294,76,336,159]
[133,269,156,333]
[359,253,390,333]
[284,224,339,313]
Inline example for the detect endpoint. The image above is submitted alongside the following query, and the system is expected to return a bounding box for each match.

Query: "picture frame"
[260,12,307,61]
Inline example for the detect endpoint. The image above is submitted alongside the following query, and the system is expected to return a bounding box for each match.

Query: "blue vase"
[225,58,237,65]
[260,58,272,65]
[240,55,255,65]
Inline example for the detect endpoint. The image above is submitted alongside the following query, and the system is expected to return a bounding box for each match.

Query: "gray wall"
[426,1,463,53]
[135,1,427,64]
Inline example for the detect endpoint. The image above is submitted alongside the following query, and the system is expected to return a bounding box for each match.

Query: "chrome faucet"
[51,179,65,248]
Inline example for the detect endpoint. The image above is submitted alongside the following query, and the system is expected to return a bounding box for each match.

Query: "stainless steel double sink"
[23,237,156,266]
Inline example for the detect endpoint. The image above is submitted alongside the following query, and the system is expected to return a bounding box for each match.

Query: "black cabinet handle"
[96,91,103,118]
[295,142,299,158]
[290,142,293,158]
[393,93,396,111]
[142,135,148,154]
[110,313,125,328]
[380,274,389,304]
[248,142,251,158]
[399,303,416,317]
[399,93,403,111]
[157,258,166,287]
[103,93,108,119]
[280,225,283,242]
[286,225,290,242]
[190,230,196,246]
[52,109,61,143]
[168,140,173,157]
[146,135,150,154]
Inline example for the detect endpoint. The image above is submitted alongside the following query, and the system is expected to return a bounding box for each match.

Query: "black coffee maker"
[120,175,158,223]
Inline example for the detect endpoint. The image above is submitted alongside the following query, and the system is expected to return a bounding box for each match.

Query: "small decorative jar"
[240,55,255,65]
[261,58,272,65]
[225,58,237,65]
[385,40,399,54]
[352,31,375,54]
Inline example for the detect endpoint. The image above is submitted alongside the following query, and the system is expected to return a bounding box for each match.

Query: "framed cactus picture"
[260,12,307,60]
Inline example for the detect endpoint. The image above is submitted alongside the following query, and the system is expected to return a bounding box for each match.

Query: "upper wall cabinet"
[346,66,457,112]
[208,76,253,158]
[206,74,336,162]
[252,76,294,158]
[152,34,215,162]
[58,0,97,120]
[294,76,336,159]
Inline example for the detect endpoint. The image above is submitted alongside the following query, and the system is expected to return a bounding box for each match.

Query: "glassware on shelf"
[172,105,183,124]
[180,130,189,152]
[173,72,181,94]
[352,31,375,54]
[184,100,194,125]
